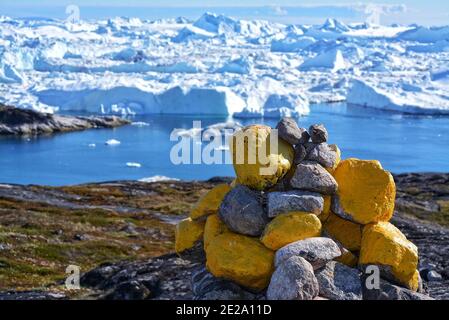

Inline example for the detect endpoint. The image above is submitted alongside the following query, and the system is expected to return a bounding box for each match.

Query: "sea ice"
[0,13,448,116]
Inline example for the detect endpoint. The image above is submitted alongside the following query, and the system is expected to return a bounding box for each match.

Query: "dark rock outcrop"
[0,104,130,135]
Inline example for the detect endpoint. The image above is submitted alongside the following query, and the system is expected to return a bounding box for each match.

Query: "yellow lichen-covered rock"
[206,232,274,291]
[319,196,332,223]
[190,184,231,220]
[175,218,205,254]
[260,212,322,250]
[332,158,396,224]
[360,222,419,291]
[324,212,362,251]
[203,214,230,250]
[230,125,294,191]
[335,249,358,267]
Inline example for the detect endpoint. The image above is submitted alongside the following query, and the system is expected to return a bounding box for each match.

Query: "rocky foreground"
[0,104,130,135]
[0,174,448,300]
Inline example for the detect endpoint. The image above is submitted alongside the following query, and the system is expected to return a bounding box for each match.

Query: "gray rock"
[290,162,338,195]
[293,144,307,165]
[421,269,443,282]
[0,291,67,300]
[104,280,152,300]
[267,256,319,300]
[361,264,424,293]
[315,261,362,300]
[305,143,338,169]
[362,277,433,300]
[0,104,130,136]
[192,267,259,300]
[275,237,342,269]
[219,185,269,236]
[309,124,328,144]
[267,190,324,218]
[275,117,309,145]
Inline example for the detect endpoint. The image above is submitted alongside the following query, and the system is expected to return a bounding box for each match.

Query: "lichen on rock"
[261,212,322,250]
[190,184,231,220]
[230,124,294,191]
[175,217,205,254]
[205,232,275,291]
[359,222,419,291]
[332,158,396,224]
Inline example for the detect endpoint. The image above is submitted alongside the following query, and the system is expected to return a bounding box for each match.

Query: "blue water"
[1,103,449,186]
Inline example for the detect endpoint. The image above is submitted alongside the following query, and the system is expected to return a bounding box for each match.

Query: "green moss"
[0,181,216,291]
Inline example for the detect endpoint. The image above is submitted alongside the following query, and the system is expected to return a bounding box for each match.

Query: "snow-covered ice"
[1,12,449,115]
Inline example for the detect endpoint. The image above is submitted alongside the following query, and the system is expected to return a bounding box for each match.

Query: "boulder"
[305,143,340,170]
[361,277,433,300]
[275,117,309,145]
[175,217,205,254]
[275,237,341,268]
[315,261,362,300]
[218,184,269,236]
[190,184,231,220]
[332,158,396,224]
[309,124,328,143]
[359,222,419,291]
[290,162,338,195]
[203,214,230,250]
[266,256,319,300]
[261,212,322,250]
[205,232,274,291]
[293,144,307,165]
[230,124,294,190]
[323,212,362,251]
[267,190,323,218]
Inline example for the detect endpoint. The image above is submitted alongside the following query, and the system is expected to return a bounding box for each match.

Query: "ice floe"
[105,139,121,146]
[126,162,142,168]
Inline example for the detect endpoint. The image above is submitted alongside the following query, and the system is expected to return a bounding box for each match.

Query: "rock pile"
[175,118,432,300]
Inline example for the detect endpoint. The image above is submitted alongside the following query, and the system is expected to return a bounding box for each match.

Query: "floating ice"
[131,121,150,127]
[105,139,121,146]
[126,162,142,168]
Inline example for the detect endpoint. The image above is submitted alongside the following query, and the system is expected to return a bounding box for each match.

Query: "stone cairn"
[175,118,432,300]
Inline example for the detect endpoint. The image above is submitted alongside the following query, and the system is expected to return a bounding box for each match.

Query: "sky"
[0,0,448,26]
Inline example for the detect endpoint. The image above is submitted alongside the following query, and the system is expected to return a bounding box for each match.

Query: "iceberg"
[347,80,449,114]
[299,49,348,72]
[398,26,449,43]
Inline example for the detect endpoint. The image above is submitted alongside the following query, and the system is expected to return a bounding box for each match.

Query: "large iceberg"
[347,80,449,114]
